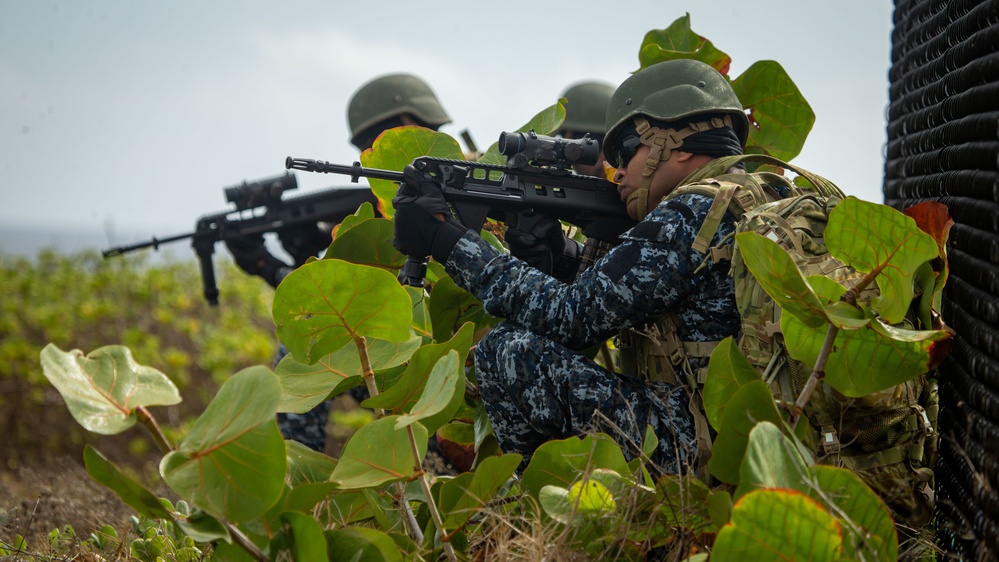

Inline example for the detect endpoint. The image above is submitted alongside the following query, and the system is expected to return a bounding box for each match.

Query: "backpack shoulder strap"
[679,154,846,199]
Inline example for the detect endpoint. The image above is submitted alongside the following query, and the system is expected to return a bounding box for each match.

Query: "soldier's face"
[614,145,702,219]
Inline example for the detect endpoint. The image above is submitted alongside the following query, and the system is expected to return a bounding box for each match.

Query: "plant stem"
[790,325,839,429]
[407,425,457,562]
[353,335,425,545]
[136,406,174,454]
[228,524,268,561]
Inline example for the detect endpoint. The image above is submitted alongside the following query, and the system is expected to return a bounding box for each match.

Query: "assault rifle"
[102,172,378,305]
[286,130,636,285]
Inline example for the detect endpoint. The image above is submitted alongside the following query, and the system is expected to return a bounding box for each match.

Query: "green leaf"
[274,333,421,413]
[325,527,403,562]
[703,337,761,430]
[273,259,413,364]
[395,350,462,429]
[712,489,843,561]
[286,440,338,487]
[329,416,427,489]
[407,286,433,340]
[478,102,568,165]
[364,323,473,435]
[636,14,732,74]
[707,381,784,484]
[538,485,574,523]
[83,445,173,519]
[360,127,465,219]
[39,344,180,435]
[428,275,495,342]
[334,201,377,237]
[806,466,898,562]
[826,197,939,324]
[735,421,812,501]
[655,474,717,531]
[327,217,405,273]
[160,367,286,522]
[521,433,631,500]
[280,511,329,562]
[439,453,522,530]
[731,60,815,161]
[735,232,828,328]
[568,479,616,514]
[783,310,952,397]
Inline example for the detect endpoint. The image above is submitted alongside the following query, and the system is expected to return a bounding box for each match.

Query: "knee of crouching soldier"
[474,323,523,388]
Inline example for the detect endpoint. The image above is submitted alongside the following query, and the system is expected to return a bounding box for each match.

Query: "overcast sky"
[1,0,894,252]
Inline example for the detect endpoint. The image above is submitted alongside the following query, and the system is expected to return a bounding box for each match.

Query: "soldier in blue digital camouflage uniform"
[227,73,452,452]
[391,59,752,474]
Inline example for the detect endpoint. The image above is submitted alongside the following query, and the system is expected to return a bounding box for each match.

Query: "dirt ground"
[0,454,147,554]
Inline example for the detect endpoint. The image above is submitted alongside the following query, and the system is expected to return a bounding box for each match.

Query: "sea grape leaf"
[904,201,954,326]
[782,286,952,397]
[332,200,376,238]
[325,528,403,562]
[428,273,496,341]
[712,489,843,561]
[363,323,473,434]
[637,14,732,74]
[84,445,173,519]
[329,416,427,490]
[360,127,465,219]
[703,337,762,430]
[521,433,631,500]
[707,380,784,485]
[655,474,717,531]
[394,350,462,430]
[273,259,412,364]
[274,333,421,413]
[735,421,812,501]
[735,232,828,328]
[806,465,897,562]
[731,60,815,161]
[280,511,329,562]
[160,366,286,522]
[826,197,939,324]
[39,344,180,435]
[326,218,405,273]
[439,453,522,530]
[407,286,433,340]
[285,440,338,487]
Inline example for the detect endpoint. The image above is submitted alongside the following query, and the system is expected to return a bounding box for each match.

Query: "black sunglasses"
[614,135,642,168]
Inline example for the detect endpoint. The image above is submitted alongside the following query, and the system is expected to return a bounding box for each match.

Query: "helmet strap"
[629,115,734,219]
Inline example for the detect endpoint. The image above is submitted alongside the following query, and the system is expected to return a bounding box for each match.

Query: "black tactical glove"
[505,216,582,282]
[392,164,468,264]
[224,231,291,288]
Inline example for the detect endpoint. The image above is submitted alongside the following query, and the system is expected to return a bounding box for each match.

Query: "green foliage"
[25,16,947,562]
[2,250,274,466]
[638,13,814,161]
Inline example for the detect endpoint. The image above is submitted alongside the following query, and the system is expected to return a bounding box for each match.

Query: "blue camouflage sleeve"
[444,193,731,350]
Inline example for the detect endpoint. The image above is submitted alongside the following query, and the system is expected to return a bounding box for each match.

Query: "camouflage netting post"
[884,0,999,557]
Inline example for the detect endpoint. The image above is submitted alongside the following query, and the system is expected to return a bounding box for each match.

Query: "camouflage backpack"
[656,153,938,528]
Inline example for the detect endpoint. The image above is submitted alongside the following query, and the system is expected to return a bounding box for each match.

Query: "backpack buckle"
[821,425,841,456]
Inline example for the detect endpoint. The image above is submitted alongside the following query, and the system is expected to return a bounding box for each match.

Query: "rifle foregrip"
[398,256,427,288]
[197,249,220,306]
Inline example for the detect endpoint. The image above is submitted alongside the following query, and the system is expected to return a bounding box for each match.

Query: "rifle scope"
[224,172,298,211]
[498,130,601,168]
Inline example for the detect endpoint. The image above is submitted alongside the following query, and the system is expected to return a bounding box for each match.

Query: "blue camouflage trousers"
[475,322,698,475]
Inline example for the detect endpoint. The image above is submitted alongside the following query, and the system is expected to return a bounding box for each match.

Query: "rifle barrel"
[101,231,195,258]
[284,157,405,183]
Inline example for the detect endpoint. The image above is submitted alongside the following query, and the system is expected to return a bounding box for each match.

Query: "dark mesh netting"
[887,0,999,557]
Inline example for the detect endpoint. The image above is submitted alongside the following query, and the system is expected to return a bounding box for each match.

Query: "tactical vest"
[618,154,938,529]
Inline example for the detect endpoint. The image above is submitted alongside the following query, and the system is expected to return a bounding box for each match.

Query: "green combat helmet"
[558,81,616,138]
[347,73,451,149]
[603,59,749,218]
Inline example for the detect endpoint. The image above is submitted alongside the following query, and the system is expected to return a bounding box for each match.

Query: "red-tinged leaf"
[903,201,954,258]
